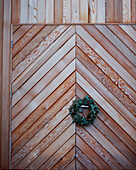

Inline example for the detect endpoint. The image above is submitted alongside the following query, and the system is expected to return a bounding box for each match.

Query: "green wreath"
[69,95,99,126]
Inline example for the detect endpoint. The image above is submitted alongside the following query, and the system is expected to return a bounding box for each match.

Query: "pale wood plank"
[12,115,74,168]
[76,25,136,91]
[123,0,131,23]
[76,33,136,104]
[20,0,29,23]
[37,0,46,23]
[76,72,136,142]
[72,0,80,23]
[52,148,75,169]
[77,126,123,169]
[76,147,98,169]
[12,48,75,118]
[12,25,68,82]
[76,135,110,169]
[12,60,75,131]
[63,0,71,23]
[83,25,136,78]
[11,0,20,24]
[12,26,75,93]
[85,125,135,169]
[11,78,75,151]
[105,0,114,23]
[13,25,32,45]
[119,25,136,42]
[27,124,75,169]
[55,0,63,23]
[88,0,97,23]
[1,0,11,168]
[132,0,136,23]
[76,84,136,155]
[28,0,38,23]
[46,0,54,23]
[96,0,105,23]
[39,135,75,169]
[12,34,75,107]
[79,0,88,23]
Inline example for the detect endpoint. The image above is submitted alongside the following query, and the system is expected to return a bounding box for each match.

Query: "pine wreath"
[69,95,99,126]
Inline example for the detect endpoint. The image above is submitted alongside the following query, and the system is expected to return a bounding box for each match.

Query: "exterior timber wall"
[12,0,136,24]
[0,0,136,169]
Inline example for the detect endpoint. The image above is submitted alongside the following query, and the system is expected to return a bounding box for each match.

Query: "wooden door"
[11,25,136,169]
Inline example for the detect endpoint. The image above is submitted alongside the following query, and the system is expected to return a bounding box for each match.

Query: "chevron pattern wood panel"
[11,25,136,169]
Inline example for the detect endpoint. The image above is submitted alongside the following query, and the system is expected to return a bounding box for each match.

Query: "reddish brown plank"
[11,0,20,24]
[132,0,136,23]
[55,0,63,23]
[105,0,114,22]
[114,0,123,22]
[52,148,75,169]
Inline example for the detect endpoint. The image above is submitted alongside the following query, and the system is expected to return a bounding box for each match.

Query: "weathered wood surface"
[11,0,136,24]
[11,25,136,169]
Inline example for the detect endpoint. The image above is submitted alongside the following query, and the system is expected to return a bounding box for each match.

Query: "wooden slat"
[12,115,74,168]
[1,0,11,168]
[77,126,123,169]
[131,0,136,23]
[12,60,75,131]
[11,0,135,24]
[39,135,75,169]
[76,25,136,91]
[55,0,63,23]
[64,159,76,170]
[12,25,69,82]
[28,0,38,23]
[76,147,98,169]
[105,0,114,23]
[79,0,88,23]
[20,0,29,23]
[123,0,131,23]
[12,48,75,119]
[76,33,136,104]
[12,33,75,107]
[11,0,20,24]
[12,25,44,58]
[63,0,71,23]
[88,0,97,23]
[0,0,3,167]
[83,25,136,78]
[76,135,110,169]
[52,148,75,169]
[27,124,75,169]
[12,79,75,149]
[72,0,80,23]
[76,47,135,116]
[96,0,105,23]
[114,0,123,22]
[37,0,46,23]
[12,25,75,93]
[76,73,136,142]
[76,159,87,170]
[46,0,54,23]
